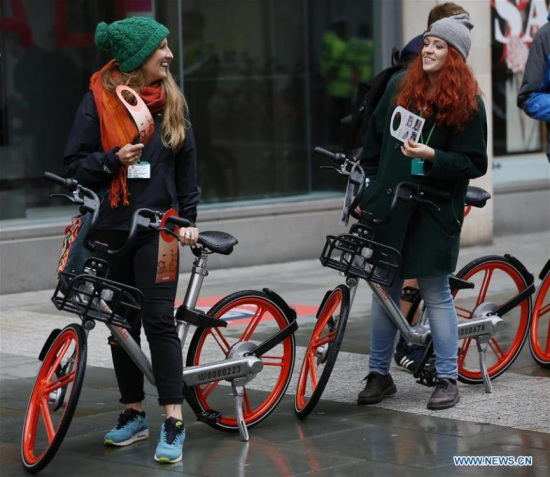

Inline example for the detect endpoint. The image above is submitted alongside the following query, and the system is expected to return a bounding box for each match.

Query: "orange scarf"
[89,60,166,207]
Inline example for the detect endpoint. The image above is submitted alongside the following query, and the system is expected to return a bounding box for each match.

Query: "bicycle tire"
[454,255,532,384]
[186,290,295,432]
[294,285,350,419]
[21,323,87,473]
[529,272,550,368]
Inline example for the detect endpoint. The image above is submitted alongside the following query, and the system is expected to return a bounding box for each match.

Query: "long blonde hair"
[101,65,188,151]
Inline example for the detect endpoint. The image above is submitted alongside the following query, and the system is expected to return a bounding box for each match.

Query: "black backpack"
[339,63,405,153]
[339,36,424,154]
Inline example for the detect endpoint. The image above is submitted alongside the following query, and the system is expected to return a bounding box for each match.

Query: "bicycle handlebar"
[44,171,101,249]
[114,208,195,256]
[312,149,452,225]
[368,181,451,226]
[314,147,367,220]
[45,172,194,257]
[44,171,79,191]
[314,146,349,166]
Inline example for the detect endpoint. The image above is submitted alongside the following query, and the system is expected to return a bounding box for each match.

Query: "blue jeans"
[368,275,458,379]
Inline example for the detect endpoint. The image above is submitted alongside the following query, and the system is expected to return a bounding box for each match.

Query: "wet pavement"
[1,230,549,476]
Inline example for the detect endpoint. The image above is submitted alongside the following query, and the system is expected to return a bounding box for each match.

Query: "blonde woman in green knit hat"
[64,16,200,464]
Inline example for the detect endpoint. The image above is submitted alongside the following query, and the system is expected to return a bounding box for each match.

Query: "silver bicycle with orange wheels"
[294,148,534,418]
[21,173,297,473]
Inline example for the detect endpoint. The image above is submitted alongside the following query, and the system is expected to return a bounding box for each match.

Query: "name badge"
[128,161,151,179]
[411,158,425,176]
[389,106,425,143]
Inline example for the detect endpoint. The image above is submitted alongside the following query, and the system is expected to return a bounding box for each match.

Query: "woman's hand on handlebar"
[116,143,145,166]
[179,226,199,246]
[401,140,435,162]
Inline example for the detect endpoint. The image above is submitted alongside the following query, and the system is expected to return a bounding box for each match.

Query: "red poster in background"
[124,0,153,11]
[0,0,34,47]
[54,0,154,48]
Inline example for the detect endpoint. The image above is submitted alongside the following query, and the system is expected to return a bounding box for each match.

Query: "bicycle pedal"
[414,369,437,387]
[197,410,222,424]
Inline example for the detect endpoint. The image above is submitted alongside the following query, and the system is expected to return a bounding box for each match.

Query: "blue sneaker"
[154,417,185,464]
[104,409,149,446]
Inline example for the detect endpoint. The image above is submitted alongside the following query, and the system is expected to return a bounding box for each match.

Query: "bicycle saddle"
[465,186,491,208]
[196,231,238,255]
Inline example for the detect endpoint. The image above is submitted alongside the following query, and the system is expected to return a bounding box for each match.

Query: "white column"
[401,0,494,245]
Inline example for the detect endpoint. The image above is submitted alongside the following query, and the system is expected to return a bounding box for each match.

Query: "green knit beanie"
[95,17,169,73]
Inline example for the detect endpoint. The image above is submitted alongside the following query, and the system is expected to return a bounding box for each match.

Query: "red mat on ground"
[174,297,318,325]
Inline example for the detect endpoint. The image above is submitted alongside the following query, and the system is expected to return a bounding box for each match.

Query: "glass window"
[1,0,116,220]
[159,0,375,203]
[0,0,375,221]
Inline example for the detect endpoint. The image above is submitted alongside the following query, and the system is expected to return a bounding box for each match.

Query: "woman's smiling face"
[422,36,449,76]
[142,38,173,85]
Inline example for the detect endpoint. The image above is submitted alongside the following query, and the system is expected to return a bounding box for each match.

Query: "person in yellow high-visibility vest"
[320,19,354,143]
[346,23,374,89]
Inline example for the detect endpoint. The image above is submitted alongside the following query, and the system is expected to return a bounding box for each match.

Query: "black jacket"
[64,91,200,229]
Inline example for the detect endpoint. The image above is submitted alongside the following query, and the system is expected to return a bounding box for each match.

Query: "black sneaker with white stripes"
[396,354,420,373]
[394,338,433,374]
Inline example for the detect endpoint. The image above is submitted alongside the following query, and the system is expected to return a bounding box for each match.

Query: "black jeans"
[93,230,183,406]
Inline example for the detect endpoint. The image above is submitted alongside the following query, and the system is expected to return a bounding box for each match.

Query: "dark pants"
[93,230,183,406]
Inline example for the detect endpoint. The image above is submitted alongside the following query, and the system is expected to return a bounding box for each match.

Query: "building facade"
[1,0,548,293]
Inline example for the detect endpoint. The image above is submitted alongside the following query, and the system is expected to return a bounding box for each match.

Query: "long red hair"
[396,47,481,131]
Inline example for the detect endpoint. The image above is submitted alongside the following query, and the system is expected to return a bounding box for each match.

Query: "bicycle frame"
[105,252,258,379]
[101,250,274,441]
[343,274,503,392]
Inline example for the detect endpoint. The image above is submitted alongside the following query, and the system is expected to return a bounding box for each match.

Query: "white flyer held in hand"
[389,106,425,143]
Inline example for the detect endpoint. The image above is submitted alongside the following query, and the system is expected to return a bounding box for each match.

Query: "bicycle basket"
[52,272,144,329]
[320,233,401,286]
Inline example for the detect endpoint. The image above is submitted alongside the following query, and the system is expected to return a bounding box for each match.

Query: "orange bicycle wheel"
[21,324,87,473]
[186,290,295,431]
[529,271,550,368]
[454,255,531,383]
[294,285,350,418]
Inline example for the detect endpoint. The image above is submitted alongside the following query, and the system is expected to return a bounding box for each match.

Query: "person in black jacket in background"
[64,17,199,464]
[517,9,550,162]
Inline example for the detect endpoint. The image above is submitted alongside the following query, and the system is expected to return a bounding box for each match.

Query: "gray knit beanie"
[95,17,169,73]
[424,14,473,59]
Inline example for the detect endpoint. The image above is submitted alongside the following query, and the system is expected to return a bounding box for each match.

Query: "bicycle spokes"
[530,275,550,367]
[22,325,86,472]
[188,292,295,430]
[295,285,350,418]
[297,311,338,404]
[454,257,531,383]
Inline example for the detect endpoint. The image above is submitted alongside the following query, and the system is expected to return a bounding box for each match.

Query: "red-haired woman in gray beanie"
[356,14,488,410]
[64,17,200,463]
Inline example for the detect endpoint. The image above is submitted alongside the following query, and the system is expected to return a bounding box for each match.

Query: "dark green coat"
[359,73,488,279]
